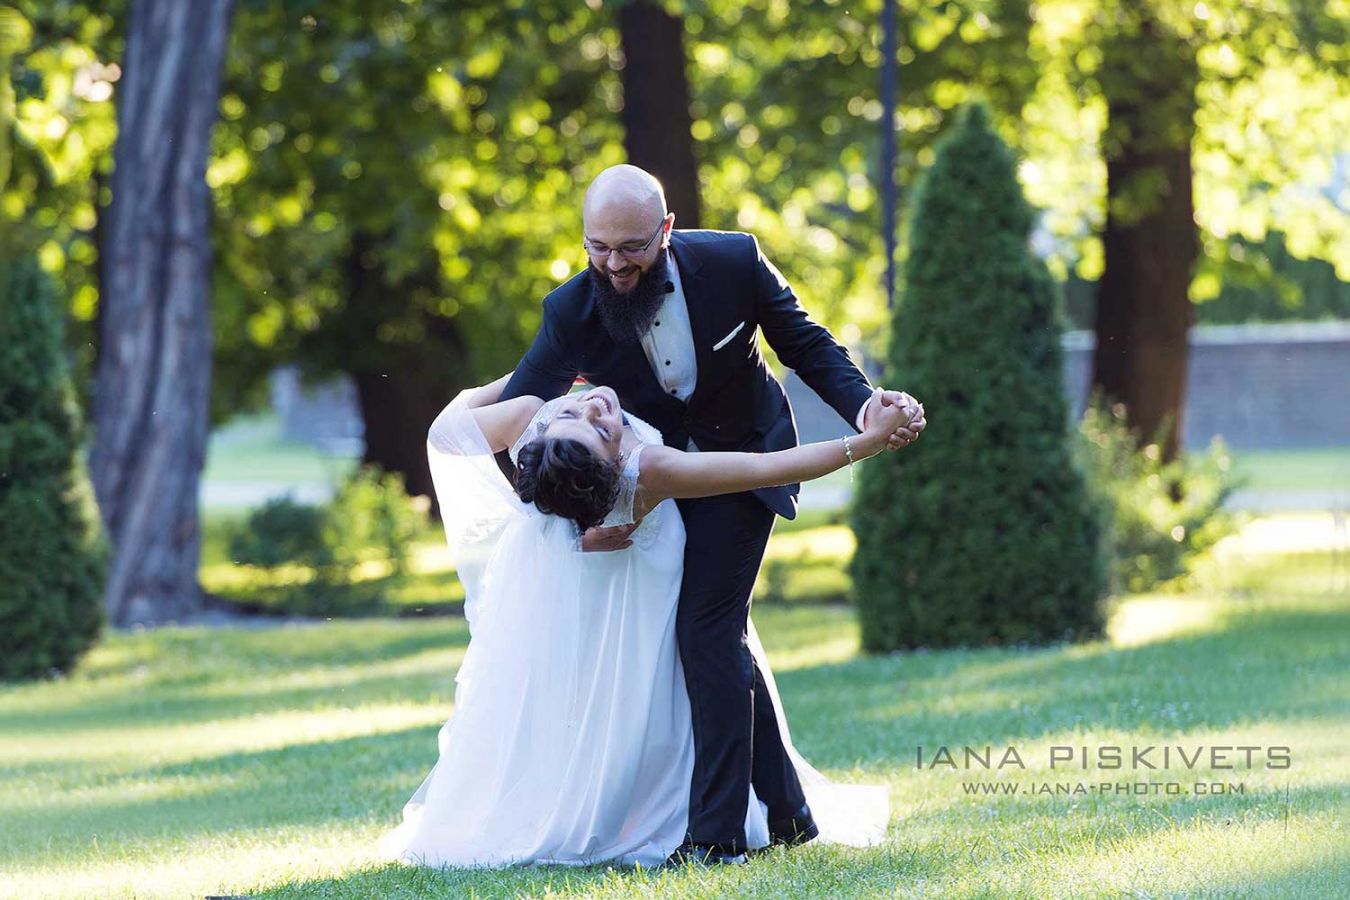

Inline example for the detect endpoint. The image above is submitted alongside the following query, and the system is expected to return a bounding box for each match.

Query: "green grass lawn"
[3,542,1347,898]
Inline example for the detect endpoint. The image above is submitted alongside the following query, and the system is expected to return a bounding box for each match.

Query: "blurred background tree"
[619,0,701,228]
[88,0,233,625]
[210,0,623,511]
[1018,0,1348,461]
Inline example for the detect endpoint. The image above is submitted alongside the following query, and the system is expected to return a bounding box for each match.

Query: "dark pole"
[881,0,898,309]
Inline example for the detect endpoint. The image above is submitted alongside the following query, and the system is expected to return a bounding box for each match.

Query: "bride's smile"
[543,386,625,460]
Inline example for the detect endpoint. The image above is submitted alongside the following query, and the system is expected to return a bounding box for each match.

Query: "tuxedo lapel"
[670,236,713,402]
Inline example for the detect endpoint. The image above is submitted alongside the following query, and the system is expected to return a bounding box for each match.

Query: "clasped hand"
[862,388,926,454]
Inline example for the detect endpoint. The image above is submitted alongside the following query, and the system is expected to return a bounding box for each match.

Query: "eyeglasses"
[582,222,665,260]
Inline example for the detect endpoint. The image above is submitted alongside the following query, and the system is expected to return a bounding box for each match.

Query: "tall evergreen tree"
[851,104,1108,651]
[0,252,106,680]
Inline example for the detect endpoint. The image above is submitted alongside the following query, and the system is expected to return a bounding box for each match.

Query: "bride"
[379,373,920,869]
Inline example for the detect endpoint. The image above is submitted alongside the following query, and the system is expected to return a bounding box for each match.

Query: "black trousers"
[674,491,807,853]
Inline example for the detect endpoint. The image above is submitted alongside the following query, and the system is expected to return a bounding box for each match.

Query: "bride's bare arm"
[429,372,543,454]
[469,396,544,452]
[465,371,516,409]
[637,402,915,503]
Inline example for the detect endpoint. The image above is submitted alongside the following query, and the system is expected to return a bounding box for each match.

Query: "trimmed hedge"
[851,104,1109,651]
[0,253,106,680]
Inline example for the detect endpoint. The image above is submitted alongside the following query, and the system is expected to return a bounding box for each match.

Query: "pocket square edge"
[712,321,746,351]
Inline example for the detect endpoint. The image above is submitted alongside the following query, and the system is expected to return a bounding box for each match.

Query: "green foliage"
[224,463,424,616]
[210,1,626,419]
[0,251,105,680]
[228,496,330,570]
[1020,0,1349,286]
[322,462,426,579]
[1072,396,1244,595]
[11,0,1344,421]
[687,0,1040,353]
[1,2,121,405]
[1195,232,1350,324]
[850,104,1108,651]
[1061,229,1349,330]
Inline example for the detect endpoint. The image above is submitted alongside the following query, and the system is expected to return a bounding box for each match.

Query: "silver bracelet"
[842,435,856,482]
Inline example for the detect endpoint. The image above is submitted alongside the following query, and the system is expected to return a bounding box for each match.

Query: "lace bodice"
[508,395,665,540]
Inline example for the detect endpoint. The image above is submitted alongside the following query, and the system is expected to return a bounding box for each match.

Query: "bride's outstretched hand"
[862,389,925,451]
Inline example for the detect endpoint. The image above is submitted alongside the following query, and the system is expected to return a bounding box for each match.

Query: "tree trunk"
[336,232,471,522]
[352,358,462,522]
[618,1,701,228]
[91,0,233,626]
[1092,18,1198,465]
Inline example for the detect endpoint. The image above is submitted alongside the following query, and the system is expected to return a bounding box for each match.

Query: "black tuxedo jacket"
[498,229,874,519]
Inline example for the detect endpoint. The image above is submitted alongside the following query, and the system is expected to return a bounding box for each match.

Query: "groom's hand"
[865,389,926,450]
[581,522,638,552]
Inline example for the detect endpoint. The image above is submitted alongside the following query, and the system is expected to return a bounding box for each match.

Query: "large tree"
[211,1,622,512]
[90,0,233,625]
[1020,0,1348,459]
[618,0,701,227]
[687,0,1346,460]
[1091,5,1200,463]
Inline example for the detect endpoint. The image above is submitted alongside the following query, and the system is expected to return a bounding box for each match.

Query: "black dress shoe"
[766,803,819,848]
[663,841,748,867]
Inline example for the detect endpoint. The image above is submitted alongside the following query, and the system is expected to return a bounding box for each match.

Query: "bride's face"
[544,386,624,462]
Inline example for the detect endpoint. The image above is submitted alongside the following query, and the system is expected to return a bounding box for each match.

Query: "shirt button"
[654,321,661,327]
[670,389,678,395]
[665,359,671,366]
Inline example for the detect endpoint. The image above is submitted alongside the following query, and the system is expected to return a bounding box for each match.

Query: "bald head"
[583,164,667,226]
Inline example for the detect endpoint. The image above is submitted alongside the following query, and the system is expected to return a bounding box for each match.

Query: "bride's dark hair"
[514,437,622,531]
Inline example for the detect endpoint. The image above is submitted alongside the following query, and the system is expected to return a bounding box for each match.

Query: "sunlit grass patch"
[3,546,1346,898]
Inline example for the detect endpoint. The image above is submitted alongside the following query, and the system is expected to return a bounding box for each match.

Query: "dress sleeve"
[597,443,644,529]
[426,389,529,625]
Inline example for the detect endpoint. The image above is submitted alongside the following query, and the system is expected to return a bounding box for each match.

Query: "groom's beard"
[589,247,670,345]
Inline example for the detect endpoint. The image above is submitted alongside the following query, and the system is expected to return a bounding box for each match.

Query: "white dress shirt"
[636,258,874,451]
[638,258,698,404]
[635,259,700,450]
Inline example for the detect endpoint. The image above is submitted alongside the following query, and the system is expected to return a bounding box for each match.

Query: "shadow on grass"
[1196,835,1350,899]
[0,620,471,734]
[2,722,442,866]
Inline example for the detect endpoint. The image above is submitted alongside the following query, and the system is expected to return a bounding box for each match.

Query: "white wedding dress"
[378,391,888,868]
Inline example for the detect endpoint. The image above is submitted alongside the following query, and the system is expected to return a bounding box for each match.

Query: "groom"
[498,165,922,865]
